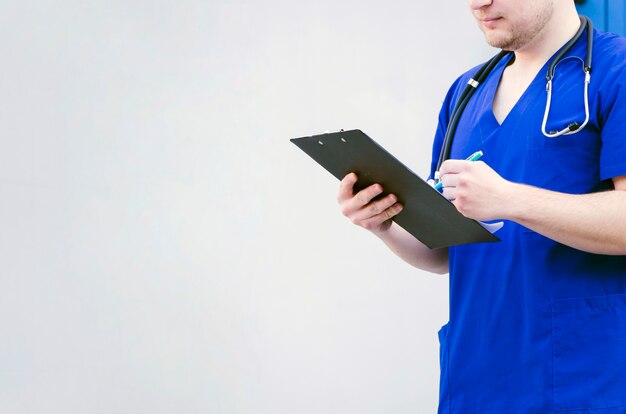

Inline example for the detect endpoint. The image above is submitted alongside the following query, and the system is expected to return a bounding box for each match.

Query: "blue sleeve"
[599,64,626,181]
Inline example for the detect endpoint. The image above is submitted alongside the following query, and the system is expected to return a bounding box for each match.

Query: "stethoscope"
[433,15,594,185]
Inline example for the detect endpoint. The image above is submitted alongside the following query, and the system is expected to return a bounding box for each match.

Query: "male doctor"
[338,1,626,412]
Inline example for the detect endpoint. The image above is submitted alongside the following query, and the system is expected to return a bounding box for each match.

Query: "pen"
[434,150,483,191]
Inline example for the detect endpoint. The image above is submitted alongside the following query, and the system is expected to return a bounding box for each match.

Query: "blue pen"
[434,150,483,191]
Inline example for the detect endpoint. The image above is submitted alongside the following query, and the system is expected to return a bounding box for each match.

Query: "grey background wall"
[0,1,493,413]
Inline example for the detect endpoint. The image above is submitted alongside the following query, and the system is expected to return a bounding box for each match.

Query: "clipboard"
[290,129,500,249]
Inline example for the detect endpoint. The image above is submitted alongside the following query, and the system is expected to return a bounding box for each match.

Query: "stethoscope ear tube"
[541,69,591,137]
[542,16,593,137]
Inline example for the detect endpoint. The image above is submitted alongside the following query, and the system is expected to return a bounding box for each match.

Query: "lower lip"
[482,18,501,29]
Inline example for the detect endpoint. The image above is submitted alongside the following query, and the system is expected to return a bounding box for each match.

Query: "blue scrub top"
[430,29,626,414]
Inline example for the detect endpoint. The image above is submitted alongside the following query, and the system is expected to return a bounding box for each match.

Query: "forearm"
[503,184,626,255]
[375,222,449,274]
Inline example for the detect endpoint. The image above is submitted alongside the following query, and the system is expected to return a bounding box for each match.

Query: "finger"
[440,174,460,188]
[442,187,457,202]
[337,172,358,203]
[352,193,398,221]
[347,183,384,211]
[439,159,471,176]
[359,203,403,229]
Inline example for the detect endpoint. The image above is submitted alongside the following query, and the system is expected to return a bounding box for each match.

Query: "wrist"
[499,181,529,221]
[372,221,395,239]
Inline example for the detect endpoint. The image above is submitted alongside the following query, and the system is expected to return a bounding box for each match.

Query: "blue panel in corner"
[576,0,626,36]
[576,0,608,32]
[607,0,626,36]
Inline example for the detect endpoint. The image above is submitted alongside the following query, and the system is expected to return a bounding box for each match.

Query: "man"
[337,1,626,412]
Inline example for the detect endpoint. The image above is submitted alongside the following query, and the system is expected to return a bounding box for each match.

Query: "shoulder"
[592,29,626,71]
[593,29,626,52]
[589,29,626,114]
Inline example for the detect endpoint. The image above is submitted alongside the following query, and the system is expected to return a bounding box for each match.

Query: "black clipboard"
[291,129,500,249]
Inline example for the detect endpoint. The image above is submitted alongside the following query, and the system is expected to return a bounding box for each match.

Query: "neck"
[513,4,581,70]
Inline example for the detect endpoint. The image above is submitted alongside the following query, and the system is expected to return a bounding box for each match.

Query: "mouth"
[480,16,501,22]
[479,16,502,29]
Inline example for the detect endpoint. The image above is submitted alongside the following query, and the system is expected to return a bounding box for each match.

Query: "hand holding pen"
[437,150,517,222]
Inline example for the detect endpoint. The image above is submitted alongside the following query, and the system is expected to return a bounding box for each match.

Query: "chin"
[485,33,513,49]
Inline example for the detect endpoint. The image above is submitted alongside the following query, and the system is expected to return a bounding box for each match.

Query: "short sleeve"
[599,66,626,181]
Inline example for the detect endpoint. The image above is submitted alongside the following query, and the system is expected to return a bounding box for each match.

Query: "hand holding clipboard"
[291,129,499,249]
